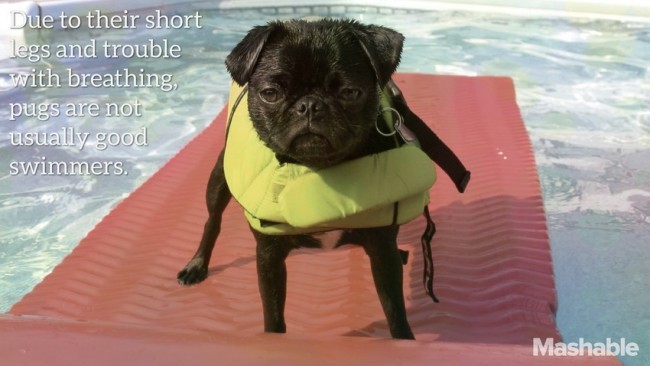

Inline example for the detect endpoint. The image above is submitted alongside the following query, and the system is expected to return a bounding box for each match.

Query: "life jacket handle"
[386,79,471,193]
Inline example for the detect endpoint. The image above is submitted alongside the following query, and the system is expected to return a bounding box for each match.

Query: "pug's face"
[225,19,404,168]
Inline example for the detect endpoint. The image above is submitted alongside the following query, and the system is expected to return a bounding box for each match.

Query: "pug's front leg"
[360,226,415,340]
[177,150,231,285]
[253,232,295,333]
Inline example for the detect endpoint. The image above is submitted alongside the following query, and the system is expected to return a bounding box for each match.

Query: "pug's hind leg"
[360,227,415,340]
[254,233,295,333]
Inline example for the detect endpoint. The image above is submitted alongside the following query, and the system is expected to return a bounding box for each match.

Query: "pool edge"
[5,0,650,22]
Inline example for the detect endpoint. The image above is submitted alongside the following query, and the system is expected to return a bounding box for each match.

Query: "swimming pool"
[1,4,648,365]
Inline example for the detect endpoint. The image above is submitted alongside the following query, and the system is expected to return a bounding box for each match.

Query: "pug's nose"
[296,96,324,116]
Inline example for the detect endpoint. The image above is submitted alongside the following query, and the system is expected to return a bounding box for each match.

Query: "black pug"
[179,18,433,340]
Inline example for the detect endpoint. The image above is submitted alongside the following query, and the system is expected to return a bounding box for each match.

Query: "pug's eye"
[339,87,362,101]
[259,88,282,103]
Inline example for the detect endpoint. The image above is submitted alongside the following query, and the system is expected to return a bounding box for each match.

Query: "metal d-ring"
[376,107,403,137]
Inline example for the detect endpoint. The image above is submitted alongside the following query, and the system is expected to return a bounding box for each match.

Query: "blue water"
[1,5,648,365]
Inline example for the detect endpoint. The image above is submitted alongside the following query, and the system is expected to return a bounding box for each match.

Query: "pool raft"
[1,74,619,365]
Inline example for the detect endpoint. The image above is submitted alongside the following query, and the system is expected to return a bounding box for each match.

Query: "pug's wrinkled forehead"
[225,18,404,88]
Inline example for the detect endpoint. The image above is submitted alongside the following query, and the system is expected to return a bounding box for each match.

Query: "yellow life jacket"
[223,81,436,235]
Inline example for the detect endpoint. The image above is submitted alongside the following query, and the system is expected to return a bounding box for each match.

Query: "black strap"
[421,205,439,303]
[384,80,470,303]
[386,80,471,193]
[225,84,249,144]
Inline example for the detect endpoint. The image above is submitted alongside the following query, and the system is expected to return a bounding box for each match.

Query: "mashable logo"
[533,338,640,357]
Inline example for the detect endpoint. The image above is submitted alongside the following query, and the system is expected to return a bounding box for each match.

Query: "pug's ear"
[225,22,279,85]
[353,24,404,87]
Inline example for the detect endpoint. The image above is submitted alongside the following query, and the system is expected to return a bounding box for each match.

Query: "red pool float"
[1,74,620,365]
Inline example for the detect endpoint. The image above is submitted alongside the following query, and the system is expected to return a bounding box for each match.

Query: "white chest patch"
[312,230,344,251]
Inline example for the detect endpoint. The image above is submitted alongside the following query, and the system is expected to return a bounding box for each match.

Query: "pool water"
[1,5,649,365]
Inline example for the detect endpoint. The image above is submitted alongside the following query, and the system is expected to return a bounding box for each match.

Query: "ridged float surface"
[9,74,565,349]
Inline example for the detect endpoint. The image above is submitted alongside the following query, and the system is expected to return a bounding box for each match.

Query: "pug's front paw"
[177,258,208,285]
